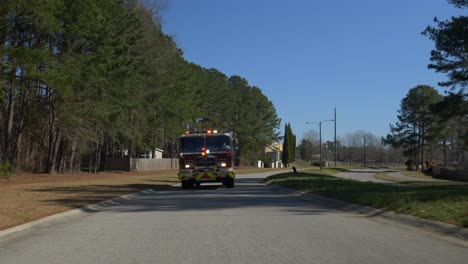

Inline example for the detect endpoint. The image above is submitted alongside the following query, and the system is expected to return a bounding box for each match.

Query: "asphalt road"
[0,171,467,264]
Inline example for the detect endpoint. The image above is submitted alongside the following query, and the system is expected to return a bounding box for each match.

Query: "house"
[105,147,175,171]
[119,148,164,159]
[138,148,164,159]
[264,143,283,168]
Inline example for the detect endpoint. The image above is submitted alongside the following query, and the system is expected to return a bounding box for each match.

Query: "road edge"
[266,183,468,242]
[0,170,287,242]
[0,189,158,243]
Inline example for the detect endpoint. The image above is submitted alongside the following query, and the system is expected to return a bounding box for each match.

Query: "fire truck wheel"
[181,180,193,189]
[224,178,235,188]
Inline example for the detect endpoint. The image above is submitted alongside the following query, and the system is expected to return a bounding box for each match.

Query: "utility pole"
[306,119,334,169]
[334,108,337,167]
[363,135,366,167]
[319,122,322,169]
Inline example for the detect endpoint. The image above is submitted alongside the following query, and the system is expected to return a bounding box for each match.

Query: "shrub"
[425,160,433,168]
[0,161,12,178]
[405,159,415,171]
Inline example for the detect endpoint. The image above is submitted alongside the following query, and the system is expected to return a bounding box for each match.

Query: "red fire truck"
[177,129,235,189]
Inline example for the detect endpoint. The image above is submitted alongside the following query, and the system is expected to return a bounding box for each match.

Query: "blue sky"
[160,0,464,142]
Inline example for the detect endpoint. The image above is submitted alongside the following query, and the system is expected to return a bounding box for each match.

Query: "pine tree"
[384,85,442,171]
[282,123,290,166]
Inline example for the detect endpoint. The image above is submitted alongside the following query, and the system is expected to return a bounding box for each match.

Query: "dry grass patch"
[0,167,281,231]
[0,170,179,231]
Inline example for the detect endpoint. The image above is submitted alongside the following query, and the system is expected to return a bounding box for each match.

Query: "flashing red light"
[202,147,206,151]
[207,130,212,134]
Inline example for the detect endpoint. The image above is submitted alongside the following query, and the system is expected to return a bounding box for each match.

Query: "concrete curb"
[266,183,468,242]
[0,189,157,242]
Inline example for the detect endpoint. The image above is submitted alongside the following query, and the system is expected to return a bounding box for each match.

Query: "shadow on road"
[66,177,370,216]
[30,177,355,215]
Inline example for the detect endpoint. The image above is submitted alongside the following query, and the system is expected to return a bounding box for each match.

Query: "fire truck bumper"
[178,170,235,182]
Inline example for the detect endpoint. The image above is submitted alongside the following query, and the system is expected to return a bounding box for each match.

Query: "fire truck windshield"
[179,135,232,153]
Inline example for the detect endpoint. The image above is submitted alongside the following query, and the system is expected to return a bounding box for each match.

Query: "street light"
[306,119,334,169]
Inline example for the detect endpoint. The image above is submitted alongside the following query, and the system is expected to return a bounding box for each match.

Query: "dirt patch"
[0,167,279,231]
[0,170,179,231]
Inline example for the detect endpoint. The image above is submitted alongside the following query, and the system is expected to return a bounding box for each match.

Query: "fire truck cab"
[177,130,235,189]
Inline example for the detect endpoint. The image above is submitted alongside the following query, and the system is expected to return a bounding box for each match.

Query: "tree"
[448,0,467,9]
[290,128,296,164]
[299,130,319,162]
[384,85,442,171]
[281,123,290,166]
[281,123,296,166]
[299,139,313,161]
[422,0,467,156]
[431,91,468,160]
[0,0,282,173]
[224,76,280,165]
[422,1,467,89]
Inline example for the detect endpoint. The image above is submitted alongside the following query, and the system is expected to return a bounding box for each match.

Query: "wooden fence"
[105,158,178,171]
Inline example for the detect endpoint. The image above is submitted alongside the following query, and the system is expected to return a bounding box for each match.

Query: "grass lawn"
[401,170,435,179]
[266,169,468,227]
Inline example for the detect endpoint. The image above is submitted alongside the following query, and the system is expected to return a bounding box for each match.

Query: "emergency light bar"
[184,129,219,135]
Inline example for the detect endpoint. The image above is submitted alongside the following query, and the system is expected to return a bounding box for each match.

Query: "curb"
[266,183,468,242]
[0,189,158,242]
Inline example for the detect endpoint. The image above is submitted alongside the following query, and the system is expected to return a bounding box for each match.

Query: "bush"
[405,159,415,171]
[0,161,12,178]
[425,160,433,168]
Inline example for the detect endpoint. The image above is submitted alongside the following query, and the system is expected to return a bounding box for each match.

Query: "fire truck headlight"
[185,164,191,169]
[220,162,227,167]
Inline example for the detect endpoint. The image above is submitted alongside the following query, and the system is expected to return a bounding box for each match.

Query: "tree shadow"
[30,183,175,209]
[30,177,352,216]
[332,168,351,173]
[29,174,468,227]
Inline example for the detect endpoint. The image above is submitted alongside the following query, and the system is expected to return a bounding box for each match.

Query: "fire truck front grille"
[196,157,217,167]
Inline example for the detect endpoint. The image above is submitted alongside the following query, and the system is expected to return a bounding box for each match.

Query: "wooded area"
[383,1,467,171]
[0,0,281,174]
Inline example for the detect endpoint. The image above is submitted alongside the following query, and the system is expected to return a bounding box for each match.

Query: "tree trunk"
[59,153,65,174]
[50,128,62,174]
[94,141,100,174]
[420,120,425,172]
[443,140,447,167]
[76,145,81,174]
[46,107,55,173]
[413,124,418,170]
[69,136,78,173]
[3,85,14,163]
[15,133,22,168]
[88,146,93,173]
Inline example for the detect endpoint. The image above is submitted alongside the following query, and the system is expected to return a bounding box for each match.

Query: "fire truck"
[177,129,235,189]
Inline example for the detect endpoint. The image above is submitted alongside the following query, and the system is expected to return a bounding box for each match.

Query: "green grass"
[401,170,435,180]
[266,170,468,227]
